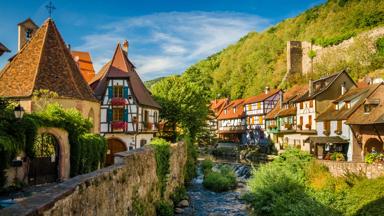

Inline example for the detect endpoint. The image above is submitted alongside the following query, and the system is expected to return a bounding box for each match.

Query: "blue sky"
[0,0,325,80]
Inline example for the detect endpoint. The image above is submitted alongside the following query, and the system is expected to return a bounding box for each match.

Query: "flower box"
[111,97,126,106]
[112,121,127,130]
[268,125,277,130]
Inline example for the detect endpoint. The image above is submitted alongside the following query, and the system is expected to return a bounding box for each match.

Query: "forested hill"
[149,0,384,99]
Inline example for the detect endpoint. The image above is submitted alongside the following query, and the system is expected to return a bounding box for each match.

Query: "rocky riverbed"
[177,163,252,216]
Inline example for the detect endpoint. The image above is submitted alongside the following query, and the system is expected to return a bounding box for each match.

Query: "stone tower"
[18,18,39,51]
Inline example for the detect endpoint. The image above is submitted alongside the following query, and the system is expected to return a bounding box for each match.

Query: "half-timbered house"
[243,88,282,131]
[217,99,246,144]
[90,41,160,165]
[292,70,356,152]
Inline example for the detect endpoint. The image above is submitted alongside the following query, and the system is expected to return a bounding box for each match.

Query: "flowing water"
[181,161,253,216]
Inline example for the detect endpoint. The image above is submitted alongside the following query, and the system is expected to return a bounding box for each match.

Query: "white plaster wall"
[297,100,316,130]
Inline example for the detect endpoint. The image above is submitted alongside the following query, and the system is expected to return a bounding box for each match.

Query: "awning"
[305,136,349,144]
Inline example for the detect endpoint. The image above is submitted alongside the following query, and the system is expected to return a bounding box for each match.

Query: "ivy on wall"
[0,98,107,188]
[150,138,171,198]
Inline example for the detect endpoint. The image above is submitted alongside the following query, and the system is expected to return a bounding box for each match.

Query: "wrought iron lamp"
[14,104,25,119]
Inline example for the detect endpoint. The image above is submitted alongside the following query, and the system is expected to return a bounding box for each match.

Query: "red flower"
[112,121,127,130]
[111,97,126,106]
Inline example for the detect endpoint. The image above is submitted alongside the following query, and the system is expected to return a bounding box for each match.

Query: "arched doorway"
[364,138,383,154]
[106,138,127,166]
[28,133,59,185]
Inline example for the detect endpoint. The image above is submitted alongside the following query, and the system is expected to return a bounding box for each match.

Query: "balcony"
[111,121,127,132]
[218,125,246,133]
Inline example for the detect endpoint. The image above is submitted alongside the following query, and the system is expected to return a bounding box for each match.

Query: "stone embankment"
[317,160,384,179]
[0,142,186,216]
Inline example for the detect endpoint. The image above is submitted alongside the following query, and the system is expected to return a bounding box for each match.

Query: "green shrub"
[203,165,236,192]
[315,32,356,47]
[365,153,384,164]
[150,138,171,198]
[376,37,384,56]
[201,159,213,175]
[184,136,197,184]
[155,200,174,216]
[171,186,187,204]
[330,152,345,161]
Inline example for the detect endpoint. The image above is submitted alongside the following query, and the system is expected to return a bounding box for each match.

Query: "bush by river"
[201,160,237,192]
[244,148,384,216]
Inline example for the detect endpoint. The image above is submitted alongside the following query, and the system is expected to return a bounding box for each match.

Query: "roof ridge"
[30,20,50,97]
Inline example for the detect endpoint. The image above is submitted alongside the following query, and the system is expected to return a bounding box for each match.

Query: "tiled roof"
[282,84,308,104]
[244,89,281,104]
[277,106,297,117]
[0,19,97,102]
[346,84,384,125]
[265,102,281,120]
[210,98,229,117]
[305,136,349,144]
[317,86,375,122]
[71,51,95,83]
[217,99,245,120]
[91,43,160,109]
[294,70,354,102]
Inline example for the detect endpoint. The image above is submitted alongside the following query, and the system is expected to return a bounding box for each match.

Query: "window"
[26,28,33,40]
[154,112,158,123]
[247,104,252,111]
[309,100,313,108]
[324,121,330,131]
[251,117,255,124]
[144,110,149,123]
[140,139,147,147]
[300,102,303,109]
[233,107,236,113]
[257,102,261,109]
[113,108,124,121]
[335,104,339,110]
[259,116,263,124]
[364,104,377,113]
[337,120,342,132]
[300,116,303,125]
[308,116,312,128]
[113,85,123,98]
[224,109,227,114]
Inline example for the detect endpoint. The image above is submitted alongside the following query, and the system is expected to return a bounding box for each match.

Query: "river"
[180,157,253,216]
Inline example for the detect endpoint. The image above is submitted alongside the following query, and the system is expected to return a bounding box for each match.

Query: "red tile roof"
[71,51,95,83]
[244,89,281,104]
[90,43,160,109]
[0,19,97,102]
[217,99,245,120]
[210,98,229,117]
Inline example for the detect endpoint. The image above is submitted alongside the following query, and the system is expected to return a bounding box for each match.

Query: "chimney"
[122,40,129,55]
[341,82,346,95]
[308,79,313,96]
[265,86,270,94]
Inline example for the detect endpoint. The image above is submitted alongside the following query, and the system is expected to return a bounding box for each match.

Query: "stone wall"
[317,160,384,179]
[1,142,187,216]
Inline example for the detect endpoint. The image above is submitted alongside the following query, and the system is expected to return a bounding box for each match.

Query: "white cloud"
[75,11,270,80]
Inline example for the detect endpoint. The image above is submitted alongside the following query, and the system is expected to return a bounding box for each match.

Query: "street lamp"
[14,104,25,119]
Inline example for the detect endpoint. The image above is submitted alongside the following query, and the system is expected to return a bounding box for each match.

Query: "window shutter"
[107,108,112,122]
[108,86,113,99]
[123,108,128,122]
[123,87,129,99]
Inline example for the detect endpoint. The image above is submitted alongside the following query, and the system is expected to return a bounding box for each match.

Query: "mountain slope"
[178,0,384,99]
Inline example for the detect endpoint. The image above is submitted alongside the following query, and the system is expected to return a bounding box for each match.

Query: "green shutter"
[123,87,129,99]
[123,108,128,122]
[107,108,112,122]
[108,86,113,99]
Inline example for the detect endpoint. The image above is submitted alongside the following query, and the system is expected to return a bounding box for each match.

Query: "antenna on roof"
[46,1,56,18]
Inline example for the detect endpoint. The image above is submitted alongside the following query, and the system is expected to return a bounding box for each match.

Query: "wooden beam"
[373,125,384,144]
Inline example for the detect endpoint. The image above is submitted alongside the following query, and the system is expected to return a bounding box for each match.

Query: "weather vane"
[46,1,56,18]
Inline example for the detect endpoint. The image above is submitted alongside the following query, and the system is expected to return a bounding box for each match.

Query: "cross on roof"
[46,1,56,18]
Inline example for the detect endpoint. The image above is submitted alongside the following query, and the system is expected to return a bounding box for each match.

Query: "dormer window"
[233,107,236,113]
[346,102,351,109]
[335,104,339,110]
[364,99,380,113]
